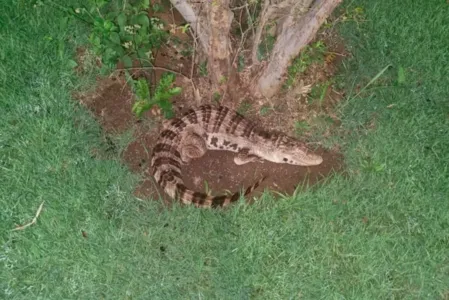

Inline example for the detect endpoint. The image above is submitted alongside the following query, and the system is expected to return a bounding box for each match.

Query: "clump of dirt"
[73,5,348,205]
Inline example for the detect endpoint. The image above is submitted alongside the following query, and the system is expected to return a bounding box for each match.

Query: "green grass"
[1,0,449,299]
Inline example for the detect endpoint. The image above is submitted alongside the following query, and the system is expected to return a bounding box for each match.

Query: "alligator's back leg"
[180,132,207,164]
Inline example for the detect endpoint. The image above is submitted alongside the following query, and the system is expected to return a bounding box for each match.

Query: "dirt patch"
[74,76,136,133]
[73,6,348,205]
[181,148,343,198]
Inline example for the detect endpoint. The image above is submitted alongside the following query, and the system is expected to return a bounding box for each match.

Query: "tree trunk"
[256,0,342,98]
[205,0,234,87]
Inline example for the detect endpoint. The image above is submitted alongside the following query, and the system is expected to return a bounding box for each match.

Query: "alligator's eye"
[283,158,288,162]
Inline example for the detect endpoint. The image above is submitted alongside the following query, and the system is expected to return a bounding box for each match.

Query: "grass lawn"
[1,0,449,299]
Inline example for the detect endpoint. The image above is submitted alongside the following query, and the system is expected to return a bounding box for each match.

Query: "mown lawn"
[1,0,448,299]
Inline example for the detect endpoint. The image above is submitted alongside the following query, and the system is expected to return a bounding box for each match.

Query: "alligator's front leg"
[234,148,265,165]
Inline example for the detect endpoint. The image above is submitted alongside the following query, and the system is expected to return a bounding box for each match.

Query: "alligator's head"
[267,134,323,166]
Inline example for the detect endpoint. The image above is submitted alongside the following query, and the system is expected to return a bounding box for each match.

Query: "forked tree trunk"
[256,0,342,98]
[170,0,341,100]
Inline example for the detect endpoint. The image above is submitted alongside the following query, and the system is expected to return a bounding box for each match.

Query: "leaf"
[137,48,148,60]
[153,3,163,12]
[158,100,174,119]
[95,0,108,9]
[93,17,103,29]
[134,34,142,46]
[136,79,150,100]
[103,20,114,31]
[120,32,133,42]
[398,66,406,84]
[88,33,100,48]
[139,42,152,53]
[109,43,124,57]
[133,100,152,117]
[169,87,182,95]
[138,26,148,38]
[181,24,190,34]
[132,101,145,117]
[134,14,150,28]
[66,59,78,69]
[103,47,118,62]
[106,11,119,19]
[109,32,121,44]
[141,0,150,9]
[116,13,127,31]
[121,55,133,68]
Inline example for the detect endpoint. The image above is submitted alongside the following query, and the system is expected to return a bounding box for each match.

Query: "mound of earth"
[73,7,347,204]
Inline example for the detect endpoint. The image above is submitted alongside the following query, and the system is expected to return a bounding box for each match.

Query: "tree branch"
[170,0,210,53]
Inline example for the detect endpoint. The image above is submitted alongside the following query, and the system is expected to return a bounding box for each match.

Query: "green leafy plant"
[131,72,181,119]
[71,0,168,71]
[285,41,328,89]
[67,0,180,119]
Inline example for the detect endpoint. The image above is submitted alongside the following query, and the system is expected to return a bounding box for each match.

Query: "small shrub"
[70,0,168,72]
[131,72,181,119]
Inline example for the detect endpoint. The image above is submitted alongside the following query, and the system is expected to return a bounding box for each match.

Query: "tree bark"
[252,0,314,64]
[256,0,342,98]
[205,0,234,86]
[169,0,210,53]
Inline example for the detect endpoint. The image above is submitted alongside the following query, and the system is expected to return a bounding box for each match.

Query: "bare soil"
[73,6,348,205]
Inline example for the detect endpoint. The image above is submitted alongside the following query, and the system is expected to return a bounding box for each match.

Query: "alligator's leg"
[180,133,207,164]
[234,148,265,165]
